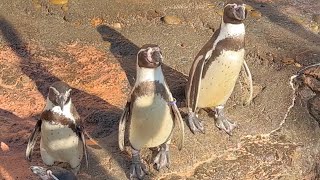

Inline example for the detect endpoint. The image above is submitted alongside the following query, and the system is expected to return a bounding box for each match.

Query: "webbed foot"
[187,112,205,134]
[130,149,147,180]
[214,106,237,135]
[153,144,170,170]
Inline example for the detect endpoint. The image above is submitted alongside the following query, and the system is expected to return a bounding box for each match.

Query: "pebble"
[111,22,122,29]
[146,10,164,20]
[252,84,264,100]
[91,17,103,27]
[310,24,319,33]
[246,5,254,12]
[161,15,182,25]
[61,4,68,12]
[282,57,295,65]
[49,0,68,5]
[250,10,262,19]
[1,142,10,152]
[312,14,320,24]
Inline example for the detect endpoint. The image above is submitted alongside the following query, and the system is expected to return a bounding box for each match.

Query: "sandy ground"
[0,0,320,179]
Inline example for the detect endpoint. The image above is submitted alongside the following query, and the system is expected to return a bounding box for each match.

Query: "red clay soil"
[0,43,128,179]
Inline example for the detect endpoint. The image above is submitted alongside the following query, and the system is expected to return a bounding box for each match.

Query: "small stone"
[207,3,215,8]
[1,142,9,152]
[245,5,254,12]
[49,0,68,5]
[216,10,224,16]
[294,63,302,67]
[310,24,319,33]
[312,14,320,24]
[292,16,304,24]
[161,15,182,25]
[146,10,164,20]
[111,22,122,29]
[282,57,295,65]
[61,4,68,12]
[91,17,103,27]
[250,10,262,19]
[252,84,264,99]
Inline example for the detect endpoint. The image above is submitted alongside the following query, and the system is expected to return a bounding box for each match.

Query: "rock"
[146,10,164,20]
[252,84,264,100]
[111,22,122,29]
[250,10,262,19]
[310,24,319,34]
[61,4,68,12]
[282,57,295,65]
[312,14,320,24]
[294,63,302,67]
[1,142,10,152]
[216,9,223,16]
[49,0,68,5]
[91,17,103,27]
[161,15,182,25]
[245,5,254,12]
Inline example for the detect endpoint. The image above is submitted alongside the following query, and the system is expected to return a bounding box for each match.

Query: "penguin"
[118,44,184,179]
[186,0,252,135]
[26,81,88,173]
[30,166,77,180]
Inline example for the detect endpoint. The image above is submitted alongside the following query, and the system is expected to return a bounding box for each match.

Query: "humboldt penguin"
[118,44,184,179]
[30,166,77,180]
[186,0,252,134]
[26,81,88,173]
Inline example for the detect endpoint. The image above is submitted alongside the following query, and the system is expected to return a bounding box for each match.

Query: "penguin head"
[30,166,55,180]
[223,0,247,24]
[30,166,77,180]
[48,81,72,111]
[137,44,163,68]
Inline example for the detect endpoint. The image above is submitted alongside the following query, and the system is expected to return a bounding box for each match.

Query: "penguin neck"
[219,20,245,39]
[135,66,165,85]
[45,98,75,121]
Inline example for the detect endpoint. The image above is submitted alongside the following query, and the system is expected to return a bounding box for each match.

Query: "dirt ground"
[0,0,320,179]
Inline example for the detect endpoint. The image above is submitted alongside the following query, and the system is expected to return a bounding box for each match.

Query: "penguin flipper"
[241,60,253,105]
[26,119,42,161]
[170,101,184,150]
[186,55,207,112]
[80,130,89,168]
[119,101,131,151]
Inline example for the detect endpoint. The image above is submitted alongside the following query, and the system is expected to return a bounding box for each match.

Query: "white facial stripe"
[50,87,60,95]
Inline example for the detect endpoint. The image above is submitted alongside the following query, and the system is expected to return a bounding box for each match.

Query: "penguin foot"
[215,117,237,135]
[188,112,205,134]
[130,150,147,180]
[214,106,236,135]
[153,144,170,171]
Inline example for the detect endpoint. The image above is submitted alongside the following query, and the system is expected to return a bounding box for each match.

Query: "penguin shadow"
[0,16,129,178]
[96,25,188,103]
[246,0,320,46]
[0,109,36,179]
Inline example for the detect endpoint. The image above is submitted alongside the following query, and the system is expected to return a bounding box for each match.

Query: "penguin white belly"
[129,94,173,150]
[40,121,83,164]
[198,49,245,108]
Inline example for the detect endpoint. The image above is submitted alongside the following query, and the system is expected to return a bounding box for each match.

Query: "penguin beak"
[58,95,66,111]
[152,51,163,64]
[234,5,246,21]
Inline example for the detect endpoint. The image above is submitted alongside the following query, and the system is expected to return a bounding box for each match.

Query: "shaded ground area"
[0,0,320,179]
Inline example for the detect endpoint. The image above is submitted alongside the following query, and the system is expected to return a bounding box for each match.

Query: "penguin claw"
[188,113,205,134]
[215,118,237,135]
[130,162,147,180]
[153,147,170,171]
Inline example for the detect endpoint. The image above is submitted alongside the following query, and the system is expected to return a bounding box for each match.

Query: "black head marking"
[48,81,72,110]
[223,0,247,24]
[137,44,163,68]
